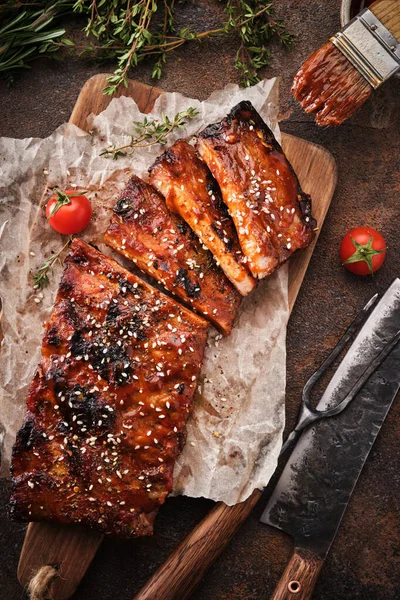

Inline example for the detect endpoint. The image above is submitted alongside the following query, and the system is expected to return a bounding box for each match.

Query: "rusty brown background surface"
[0,1,399,599]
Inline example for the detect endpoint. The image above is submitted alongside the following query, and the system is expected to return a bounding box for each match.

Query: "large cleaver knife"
[260,277,400,599]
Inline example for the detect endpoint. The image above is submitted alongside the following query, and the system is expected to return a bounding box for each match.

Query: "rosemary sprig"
[100,107,199,159]
[0,1,74,86]
[32,237,72,289]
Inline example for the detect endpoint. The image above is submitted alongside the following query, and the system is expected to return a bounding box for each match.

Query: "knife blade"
[260,278,400,600]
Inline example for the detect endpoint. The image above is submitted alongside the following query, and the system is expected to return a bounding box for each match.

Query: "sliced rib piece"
[104,175,241,335]
[196,101,316,279]
[10,239,209,538]
[149,140,255,296]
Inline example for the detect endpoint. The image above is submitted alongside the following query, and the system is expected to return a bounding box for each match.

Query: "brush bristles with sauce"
[292,0,400,126]
[292,41,373,126]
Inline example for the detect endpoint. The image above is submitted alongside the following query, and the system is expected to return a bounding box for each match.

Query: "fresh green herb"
[0,1,74,86]
[1,2,293,93]
[47,189,88,218]
[84,0,294,94]
[100,107,199,159]
[32,237,72,289]
[224,1,295,87]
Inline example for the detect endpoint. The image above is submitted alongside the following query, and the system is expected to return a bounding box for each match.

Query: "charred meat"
[104,175,241,335]
[10,239,209,538]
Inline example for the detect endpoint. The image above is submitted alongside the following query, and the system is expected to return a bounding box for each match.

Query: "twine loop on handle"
[28,565,59,600]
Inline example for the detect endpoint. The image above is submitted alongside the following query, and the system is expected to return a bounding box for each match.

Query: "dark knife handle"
[270,548,324,600]
[133,489,262,600]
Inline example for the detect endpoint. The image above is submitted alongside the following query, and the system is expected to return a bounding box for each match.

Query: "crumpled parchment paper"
[0,79,288,505]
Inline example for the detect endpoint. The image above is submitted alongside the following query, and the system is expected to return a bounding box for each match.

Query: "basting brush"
[292,0,400,126]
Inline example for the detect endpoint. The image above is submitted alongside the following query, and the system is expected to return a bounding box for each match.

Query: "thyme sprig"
[1,2,293,93]
[32,237,72,289]
[85,0,294,94]
[225,1,295,87]
[100,107,199,159]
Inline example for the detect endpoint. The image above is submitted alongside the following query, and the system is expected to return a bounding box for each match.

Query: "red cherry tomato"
[46,189,92,235]
[340,226,386,276]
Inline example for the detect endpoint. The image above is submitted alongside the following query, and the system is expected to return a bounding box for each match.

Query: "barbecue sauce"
[292,41,372,126]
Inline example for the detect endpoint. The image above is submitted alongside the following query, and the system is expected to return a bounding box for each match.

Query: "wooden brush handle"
[270,548,324,600]
[133,489,261,600]
[371,0,400,41]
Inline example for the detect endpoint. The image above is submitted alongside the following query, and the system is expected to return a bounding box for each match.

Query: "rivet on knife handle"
[269,548,323,600]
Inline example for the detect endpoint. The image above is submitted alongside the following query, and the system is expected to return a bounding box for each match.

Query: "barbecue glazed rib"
[104,175,241,335]
[10,239,209,538]
[196,101,316,279]
[149,140,256,296]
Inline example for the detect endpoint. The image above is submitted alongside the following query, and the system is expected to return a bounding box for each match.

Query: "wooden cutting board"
[17,74,337,600]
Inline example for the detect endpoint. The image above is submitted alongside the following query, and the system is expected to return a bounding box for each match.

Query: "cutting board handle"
[133,489,261,600]
[18,522,103,600]
[270,548,324,600]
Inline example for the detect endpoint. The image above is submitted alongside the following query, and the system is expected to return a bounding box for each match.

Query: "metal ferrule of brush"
[330,8,400,89]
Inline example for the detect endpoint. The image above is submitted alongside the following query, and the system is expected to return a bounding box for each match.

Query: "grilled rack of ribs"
[10,101,317,542]
[149,140,255,296]
[104,175,241,335]
[10,239,209,538]
[196,101,316,279]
